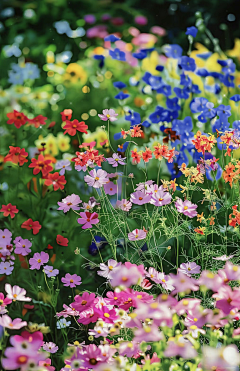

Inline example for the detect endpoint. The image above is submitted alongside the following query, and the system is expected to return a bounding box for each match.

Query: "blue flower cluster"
[8,63,40,85]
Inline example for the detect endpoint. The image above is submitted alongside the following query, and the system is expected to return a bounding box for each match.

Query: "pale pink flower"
[150,189,172,207]
[128,229,146,241]
[98,109,118,122]
[213,254,234,261]
[5,283,31,302]
[134,324,163,342]
[84,169,109,188]
[115,199,132,211]
[178,262,201,276]
[198,270,223,292]
[0,315,27,329]
[110,265,142,287]
[164,338,197,358]
[43,342,59,353]
[89,326,109,338]
[202,345,240,370]
[130,190,152,205]
[97,259,121,279]
[175,198,197,218]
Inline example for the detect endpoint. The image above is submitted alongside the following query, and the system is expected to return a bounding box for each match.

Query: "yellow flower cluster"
[35,133,70,156]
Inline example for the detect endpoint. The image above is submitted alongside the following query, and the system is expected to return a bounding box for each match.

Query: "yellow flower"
[165,58,180,80]
[227,38,240,60]
[26,322,50,334]
[57,133,70,152]
[83,127,108,148]
[141,51,160,75]
[64,63,87,84]
[35,134,59,156]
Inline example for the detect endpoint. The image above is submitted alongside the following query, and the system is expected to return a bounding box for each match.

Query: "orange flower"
[194,226,206,235]
[4,146,28,166]
[6,110,28,128]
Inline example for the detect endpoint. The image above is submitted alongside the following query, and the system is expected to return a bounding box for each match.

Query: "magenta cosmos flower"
[107,153,126,167]
[77,212,99,229]
[58,194,81,213]
[150,190,172,207]
[61,273,82,288]
[116,199,132,211]
[130,190,152,205]
[175,198,197,218]
[81,344,105,369]
[84,169,109,188]
[128,229,146,241]
[14,237,32,256]
[178,262,201,276]
[98,109,118,122]
[29,251,49,270]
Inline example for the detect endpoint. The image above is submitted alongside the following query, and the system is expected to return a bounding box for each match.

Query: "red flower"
[63,119,88,136]
[28,154,53,177]
[0,203,19,218]
[61,109,73,121]
[27,115,47,128]
[4,146,28,166]
[6,110,28,128]
[44,172,66,191]
[56,234,68,246]
[21,218,42,235]
[47,244,53,250]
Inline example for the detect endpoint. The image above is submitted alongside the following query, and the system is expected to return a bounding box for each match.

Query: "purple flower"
[55,160,72,175]
[175,198,197,218]
[43,342,58,353]
[178,262,201,276]
[29,251,49,270]
[104,181,117,195]
[14,237,32,256]
[130,191,152,205]
[150,190,172,207]
[84,169,109,188]
[0,229,12,246]
[84,14,96,24]
[61,273,82,288]
[0,262,14,275]
[98,109,118,122]
[107,153,126,167]
[77,212,99,229]
[128,229,147,241]
[43,265,59,277]
[58,194,82,213]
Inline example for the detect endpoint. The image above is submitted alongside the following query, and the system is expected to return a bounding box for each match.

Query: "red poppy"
[0,203,19,219]
[6,110,28,128]
[28,154,53,177]
[27,115,47,128]
[63,119,88,136]
[4,146,28,166]
[44,172,66,191]
[56,234,68,246]
[21,218,42,235]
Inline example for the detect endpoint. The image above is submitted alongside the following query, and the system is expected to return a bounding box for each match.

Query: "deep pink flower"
[2,344,47,370]
[61,273,82,288]
[29,251,49,270]
[98,109,118,122]
[134,15,148,25]
[84,169,109,188]
[39,358,55,371]
[128,229,146,241]
[178,262,201,276]
[130,190,152,205]
[81,344,105,369]
[175,198,197,218]
[94,306,119,323]
[213,286,240,314]
[57,194,81,213]
[72,292,96,313]
[77,211,99,229]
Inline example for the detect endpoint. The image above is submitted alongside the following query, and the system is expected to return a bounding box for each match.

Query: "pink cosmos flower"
[56,304,80,318]
[213,286,240,314]
[0,228,12,246]
[136,180,154,192]
[130,190,152,205]
[178,262,201,276]
[128,229,146,241]
[72,292,96,312]
[84,169,109,188]
[89,326,109,338]
[118,341,140,358]
[150,190,172,207]
[39,358,55,371]
[107,153,126,167]
[98,109,118,122]
[81,344,105,369]
[154,272,174,291]
[43,342,58,353]
[0,315,27,330]
[164,338,197,359]
[77,211,99,229]
[97,259,121,279]
[202,345,240,370]
[57,194,81,213]
[150,26,166,36]
[2,348,47,371]
[198,270,223,292]
[43,265,59,277]
[134,15,148,25]
[124,262,146,275]
[220,261,240,281]
[104,181,117,195]
[184,307,210,328]
[29,251,49,270]
[134,324,163,342]
[175,198,198,218]
[14,237,32,256]
[5,284,31,302]
[169,272,198,294]
[94,306,119,323]
[116,199,132,211]
[175,298,201,316]
[110,265,142,287]
[78,307,99,325]
[11,330,43,352]
[61,273,82,288]
[213,254,234,261]
[99,344,116,362]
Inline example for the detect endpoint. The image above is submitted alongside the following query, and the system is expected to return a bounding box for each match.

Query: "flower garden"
[1,2,240,371]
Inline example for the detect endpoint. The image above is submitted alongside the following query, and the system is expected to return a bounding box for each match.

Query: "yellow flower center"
[184,206,188,210]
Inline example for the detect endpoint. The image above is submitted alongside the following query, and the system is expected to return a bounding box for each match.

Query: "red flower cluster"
[4,146,28,166]
[61,109,88,136]
[229,205,240,227]
[6,110,28,128]
[192,131,216,154]
[28,154,53,177]
[72,147,106,168]
[27,115,47,128]
[131,144,178,165]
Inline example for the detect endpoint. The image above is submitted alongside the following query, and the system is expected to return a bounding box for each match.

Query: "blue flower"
[217,105,231,117]
[222,61,236,74]
[113,81,127,89]
[125,111,141,127]
[191,84,201,94]
[54,20,71,35]
[230,95,240,102]
[149,106,165,123]
[164,110,179,122]
[88,236,108,255]
[148,76,162,90]
[180,73,191,87]
[212,113,230,132]
[109,48,126,61]
[173,87,189,99]
[186,26,198,38]
[104,34,120,42]
[172,116,193,134]
[217,59,229,67]
[142,72,152,85]
[217,137,227,150]
[3,44,21,58]
[202,102,217,119]
[196,68,209,77]
[8,69,24,85]
[132,51,147,60]
[190,97,208,113]
[219,74,235,87]
[157,84,172,96]
[196,52,212,60]
[156,65,164,72]
[164,44,183,59]
[142,120,151,128]
[197,113,208,123]
[57,318,71,329]
[208,72,222,79]
[117,142,129,152]
[115,92,129,100]
[23,63,40,80]
[166,97,180,111]
[94,55,105,68]
[179,56,196,72]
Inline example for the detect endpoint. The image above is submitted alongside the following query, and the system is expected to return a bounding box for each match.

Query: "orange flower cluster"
[222,161,240,187]
[120,125,144,139]
[180,163,204,183]
[220,131,240,157]
[131,144,178,165]
[229,205,240,227]
[192,131,216,154]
